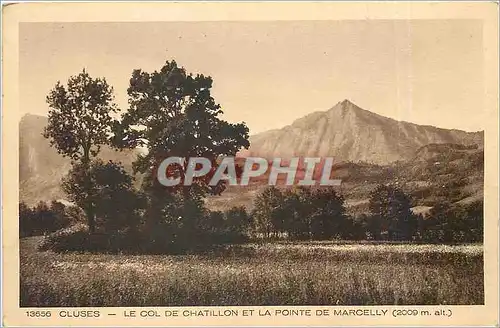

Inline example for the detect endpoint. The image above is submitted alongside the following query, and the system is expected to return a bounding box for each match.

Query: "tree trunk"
[82,147,95,233]
[86,205,95,234]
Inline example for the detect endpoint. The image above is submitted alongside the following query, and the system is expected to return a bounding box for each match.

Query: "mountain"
[19,114,138,206]
[20,100,484,208]
[246,100,483,164]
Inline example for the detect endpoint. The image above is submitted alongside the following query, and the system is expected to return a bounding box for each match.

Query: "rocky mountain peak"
[247,100,483,164]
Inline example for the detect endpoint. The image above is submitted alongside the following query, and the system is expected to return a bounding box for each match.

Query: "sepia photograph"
[2,2,499,327]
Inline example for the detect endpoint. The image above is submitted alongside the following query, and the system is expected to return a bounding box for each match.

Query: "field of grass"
[20,237,483,307]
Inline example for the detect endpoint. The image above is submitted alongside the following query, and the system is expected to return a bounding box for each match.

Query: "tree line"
[20,181,483,249]
[19,200,84,237]
[249,184,483,243]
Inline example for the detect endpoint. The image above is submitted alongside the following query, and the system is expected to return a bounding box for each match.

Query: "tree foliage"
[19,201,73,237]
[62,159,144,232]
[112,60,250,196]
[44,69,119,232]
[252,186,284,238]
[252,186,347,240]
[369,184,417,240]
[44,69,118,163]
[422,200,483,243]
[282,187,313,240]
[309,188,347,240]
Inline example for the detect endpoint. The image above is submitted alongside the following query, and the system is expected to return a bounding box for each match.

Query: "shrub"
[19,201,73,237]
[62,159,145,233]
[420,201,483,243]
[38,223,89,252]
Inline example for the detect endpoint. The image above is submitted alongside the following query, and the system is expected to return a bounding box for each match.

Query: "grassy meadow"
[20,237,483,307]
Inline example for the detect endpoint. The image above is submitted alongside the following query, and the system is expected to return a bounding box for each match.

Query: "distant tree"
[364,214,384,240]
[20,201,73,237]
[50,200,67,223]
[194,207,250,245]
[224,206,251,236]
[19,202,32,218]
[32,201,69,234]
[464,200,483,242]
[282,187,313,240]
[49,200,72,231]
[421,202,448,242]
[44,69,119,232]
[252,186,284,238]
[350,214,370,240]
[33,201,52,234]
[205,210,225,234]
[369,184,416,241]
[19,202,34,237]
[423,201,483,243]
[309,187,347,240]
[412,213,427,242]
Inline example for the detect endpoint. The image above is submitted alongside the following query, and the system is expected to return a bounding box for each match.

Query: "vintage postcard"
[2,2,499,327]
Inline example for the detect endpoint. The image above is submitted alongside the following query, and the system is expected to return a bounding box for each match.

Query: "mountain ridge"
[249,99,483,137]
[245,99,483,164]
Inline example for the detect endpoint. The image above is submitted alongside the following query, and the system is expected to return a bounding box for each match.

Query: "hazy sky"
[19,20,484,134]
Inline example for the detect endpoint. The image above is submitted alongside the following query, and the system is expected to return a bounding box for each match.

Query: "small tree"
[369,184,416,241]
[282,187,312,240]
[424,201,483,243]
[44,69,118,232]
[19,202,34,237]
[350,214,371,240]
[310,187,347,240]
[224,206,251,236]
[33,201,51,235]
[465,200,483,242]
[62,159,144,233]
[252,186,284,238]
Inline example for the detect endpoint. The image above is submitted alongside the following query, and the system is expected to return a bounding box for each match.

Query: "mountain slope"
[246,100,483,164]
[19,114,138,206]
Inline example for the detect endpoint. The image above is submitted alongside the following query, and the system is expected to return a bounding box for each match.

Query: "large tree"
[112,60,250,196]
[44,69,118,232]
[369,184,416,240]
